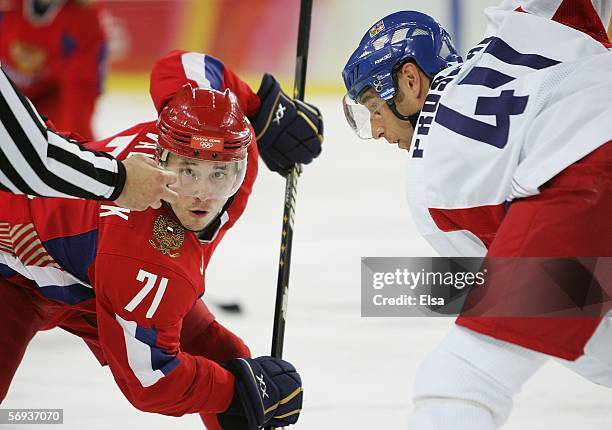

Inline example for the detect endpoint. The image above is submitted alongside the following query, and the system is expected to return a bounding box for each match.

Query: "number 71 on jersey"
[124,269,169,319]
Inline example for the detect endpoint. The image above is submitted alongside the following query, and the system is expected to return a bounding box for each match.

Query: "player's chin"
[398,140,411,150]
[385,136,409,150]
[182,210,212,231]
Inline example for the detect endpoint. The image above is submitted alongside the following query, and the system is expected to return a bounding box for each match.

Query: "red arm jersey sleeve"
[94,209,236,416]
[149,50,261,117]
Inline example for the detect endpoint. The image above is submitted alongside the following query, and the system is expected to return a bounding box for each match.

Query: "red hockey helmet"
[157,84,252,199]
[157,84,252,162]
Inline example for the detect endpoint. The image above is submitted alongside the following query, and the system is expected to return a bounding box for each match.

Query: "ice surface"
[3,94,611,429]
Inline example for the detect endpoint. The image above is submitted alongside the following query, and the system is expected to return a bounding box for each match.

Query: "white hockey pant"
[408,314,612,430]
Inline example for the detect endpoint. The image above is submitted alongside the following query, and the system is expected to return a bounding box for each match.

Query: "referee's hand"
[115,155,178,210]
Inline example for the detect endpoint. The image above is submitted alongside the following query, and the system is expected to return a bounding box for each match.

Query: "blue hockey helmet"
[342,11,462,103]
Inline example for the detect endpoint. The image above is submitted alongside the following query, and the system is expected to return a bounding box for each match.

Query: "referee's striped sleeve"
[0,66,126,200]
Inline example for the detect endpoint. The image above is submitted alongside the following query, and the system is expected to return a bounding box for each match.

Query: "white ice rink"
[3,93,612,429]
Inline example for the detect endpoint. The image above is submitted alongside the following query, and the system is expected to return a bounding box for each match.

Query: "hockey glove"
[249,74,323,175]
[218,356,303,430]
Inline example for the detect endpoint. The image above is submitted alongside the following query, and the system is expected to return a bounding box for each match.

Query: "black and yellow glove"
[218,356,303,430]
[249,74,323,176]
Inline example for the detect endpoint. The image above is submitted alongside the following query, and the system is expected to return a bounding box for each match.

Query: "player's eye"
[211,171,227,181]
[180,167,197,180]
[367,103,381,116]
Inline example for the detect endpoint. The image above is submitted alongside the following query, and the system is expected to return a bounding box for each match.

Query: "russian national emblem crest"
[149,215,185,258]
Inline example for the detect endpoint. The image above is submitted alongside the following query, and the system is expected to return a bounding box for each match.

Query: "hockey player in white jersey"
[343,1,612,428]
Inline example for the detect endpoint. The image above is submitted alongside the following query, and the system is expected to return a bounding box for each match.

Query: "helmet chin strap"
[387,100,421,129]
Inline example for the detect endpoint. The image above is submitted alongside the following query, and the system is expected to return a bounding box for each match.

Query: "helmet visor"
[342,94,374,139]
[163,153,247,200]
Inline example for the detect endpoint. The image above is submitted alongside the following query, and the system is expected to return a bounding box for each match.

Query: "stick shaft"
[270,0,313,360]
[266,4,312,429]
[270,165,299,359]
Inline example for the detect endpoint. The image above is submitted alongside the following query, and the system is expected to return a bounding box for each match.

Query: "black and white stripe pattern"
[0,66,125,200]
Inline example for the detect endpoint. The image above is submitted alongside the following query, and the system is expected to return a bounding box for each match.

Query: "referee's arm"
[0,67,177,209]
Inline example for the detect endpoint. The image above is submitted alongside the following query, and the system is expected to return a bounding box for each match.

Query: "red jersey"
[0,0,107,139]
[0,52,261,415]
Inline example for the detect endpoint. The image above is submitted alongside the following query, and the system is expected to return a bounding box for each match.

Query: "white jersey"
[405,8,612,257]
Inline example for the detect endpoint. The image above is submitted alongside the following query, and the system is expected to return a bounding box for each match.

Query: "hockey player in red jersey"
[343,1,611,428]
[0,50,323,430]
[0,0,106,139]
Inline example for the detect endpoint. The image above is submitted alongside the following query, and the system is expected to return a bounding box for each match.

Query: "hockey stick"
[267,1,313,428]
[270,0,312,361]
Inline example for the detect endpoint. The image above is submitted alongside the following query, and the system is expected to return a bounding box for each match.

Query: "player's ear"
[398,62,422,98]
[398,62,429,102]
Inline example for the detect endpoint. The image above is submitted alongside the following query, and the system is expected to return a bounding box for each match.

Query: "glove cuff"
[249,75,288,143]
[223,358,273,428]
[255,73,279,103]
[222,357,303,429]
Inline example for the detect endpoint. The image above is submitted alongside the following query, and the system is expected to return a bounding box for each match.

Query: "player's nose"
[191,192,210,205]
[369,117,385,140]
[373,125,385,140]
